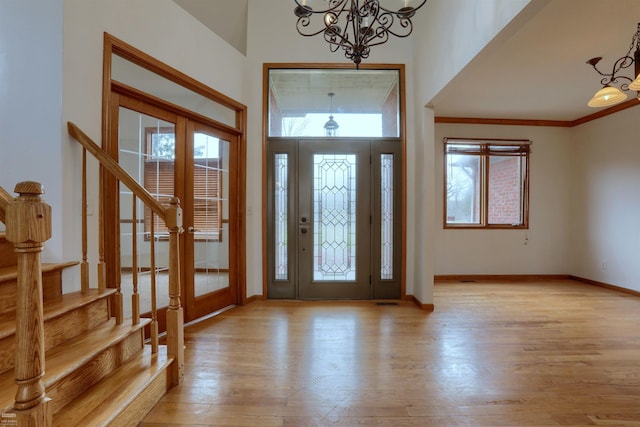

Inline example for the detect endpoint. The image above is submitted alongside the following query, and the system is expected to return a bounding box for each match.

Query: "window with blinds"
[444,138,530,229]
[143,128,223,241]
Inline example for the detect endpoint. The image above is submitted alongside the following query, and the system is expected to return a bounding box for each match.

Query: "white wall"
[0,0,64,259]
[434,123,573,275]
[413,0,533,104]
[410,0,534,304]
[570,107,640,292]
[62,0,247,291]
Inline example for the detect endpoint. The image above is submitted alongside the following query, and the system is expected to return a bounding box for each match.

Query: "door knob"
[187,226,201,233]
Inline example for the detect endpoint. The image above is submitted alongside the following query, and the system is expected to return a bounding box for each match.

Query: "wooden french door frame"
[184,120,239,320]
[104,90,243,328]
[102,33,248,318]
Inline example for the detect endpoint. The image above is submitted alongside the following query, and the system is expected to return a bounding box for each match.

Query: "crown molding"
[435,97,640,127]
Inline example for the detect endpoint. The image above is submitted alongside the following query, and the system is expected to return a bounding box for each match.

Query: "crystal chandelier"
[586,22,640,107]
[294,0,428,68]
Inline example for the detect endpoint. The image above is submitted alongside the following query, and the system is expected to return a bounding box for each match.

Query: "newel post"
[6,182,52,426]
[165,197,184,386]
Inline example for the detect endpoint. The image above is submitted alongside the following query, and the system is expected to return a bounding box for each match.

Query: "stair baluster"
[113,208,124,325]
[80,148,89,294]
[132,194,140,325]
[166,197,184,385]
[6,181,52,426]
[149,213,159,354]
[97,170,106,294]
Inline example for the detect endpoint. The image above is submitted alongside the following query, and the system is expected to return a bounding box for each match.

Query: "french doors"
[267,138,402,299]
[112,95,238,327]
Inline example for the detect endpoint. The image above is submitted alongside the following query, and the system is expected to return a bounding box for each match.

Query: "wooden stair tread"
[0,288,116,340]
[0,261,79,282]
[52,346,171,427]
[0,317,151,410]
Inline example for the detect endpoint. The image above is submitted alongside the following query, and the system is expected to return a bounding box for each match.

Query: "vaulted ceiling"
[174,0,640,122]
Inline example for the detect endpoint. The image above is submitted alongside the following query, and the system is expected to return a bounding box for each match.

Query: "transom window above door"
[268,68,400,138]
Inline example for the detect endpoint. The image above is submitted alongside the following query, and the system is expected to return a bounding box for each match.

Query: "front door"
[267,138,402,299]
[298,139,371,299]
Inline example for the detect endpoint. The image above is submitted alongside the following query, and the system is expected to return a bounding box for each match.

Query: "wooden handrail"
[67,122,167,222]
[0,186,12,224]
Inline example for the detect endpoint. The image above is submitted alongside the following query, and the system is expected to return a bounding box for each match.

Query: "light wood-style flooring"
[140,279,640,426]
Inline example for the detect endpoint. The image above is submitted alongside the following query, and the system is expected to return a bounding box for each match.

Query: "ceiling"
[174,0,640,122]
[173,0,248,55]
[430,0,640,122]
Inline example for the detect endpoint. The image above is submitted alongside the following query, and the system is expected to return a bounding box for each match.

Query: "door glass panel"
[313,154,357,282]
[274,153,289,281]
[380,154,394,280]
[193,132,230,297]
[117,107,173,317]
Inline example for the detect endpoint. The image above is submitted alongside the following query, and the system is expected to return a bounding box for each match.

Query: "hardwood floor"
[140,279,640,426]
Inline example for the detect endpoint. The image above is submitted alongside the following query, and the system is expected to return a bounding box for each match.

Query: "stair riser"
[0,238,17,270]
[47,329,144,415]
[0,269,67,312]
[0,298,110,374]
[0,284,16,312]
[102,365,170,427]
[45,298,110,351]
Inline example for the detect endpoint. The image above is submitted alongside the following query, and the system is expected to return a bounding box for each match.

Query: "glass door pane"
[117,106,175,318]
[191,131,230,298]
[312,153,358,282]
[185,120,236,320]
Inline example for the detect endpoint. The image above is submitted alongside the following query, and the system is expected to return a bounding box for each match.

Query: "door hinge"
[369,275,372,284]
[370,214,372,225]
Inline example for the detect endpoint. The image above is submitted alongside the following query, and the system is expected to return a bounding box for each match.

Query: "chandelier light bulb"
[587,86,628,108]
[629,73,640,91]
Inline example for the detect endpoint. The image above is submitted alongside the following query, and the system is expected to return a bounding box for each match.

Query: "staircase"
[0,123,185,426]
[0,233,174,426]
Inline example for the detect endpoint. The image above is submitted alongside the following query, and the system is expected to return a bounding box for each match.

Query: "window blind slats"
[144,158,223,240]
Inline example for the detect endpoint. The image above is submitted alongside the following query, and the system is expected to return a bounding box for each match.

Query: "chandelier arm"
[364,28,390,48]
[324,25,355,52]
[297,18,337,38]
[611,55,635,75]
[377,0,428,14]
[294,0,349,14]
[382,18,415,38]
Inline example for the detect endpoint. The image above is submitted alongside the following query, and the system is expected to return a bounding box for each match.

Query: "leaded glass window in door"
[313,154,357,282]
